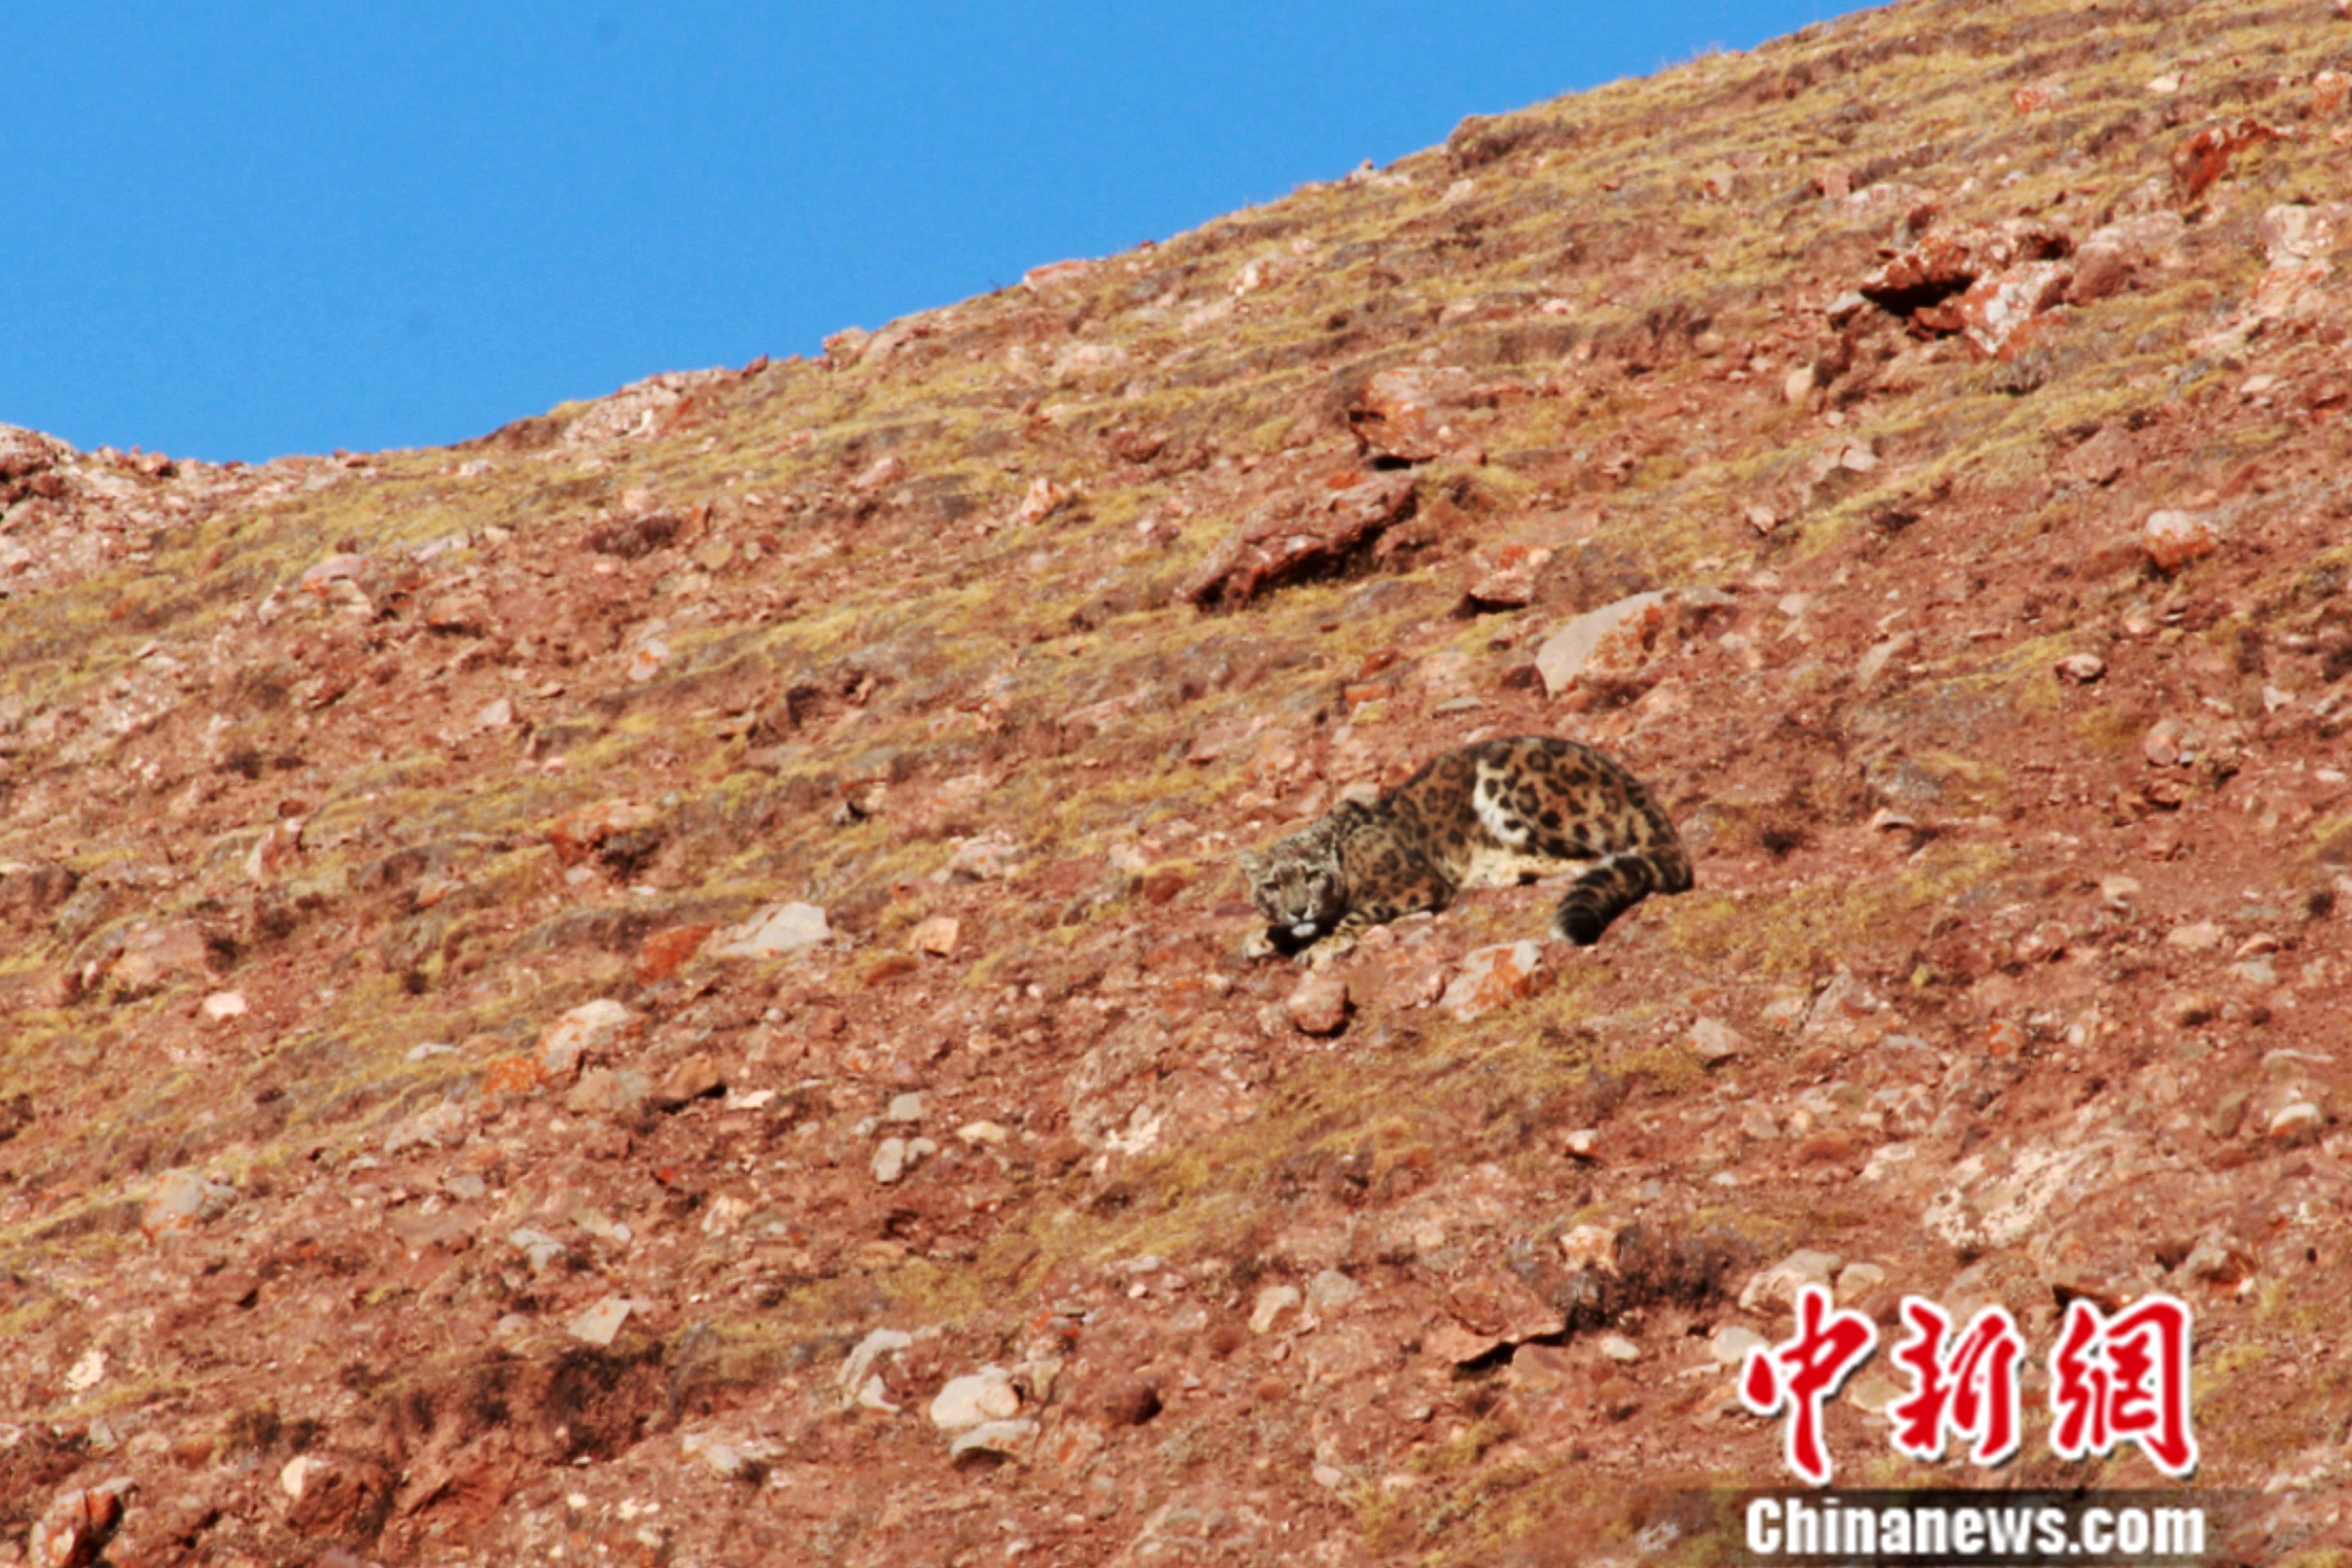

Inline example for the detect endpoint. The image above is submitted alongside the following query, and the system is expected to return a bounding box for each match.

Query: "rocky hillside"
[6,0,2352,1561]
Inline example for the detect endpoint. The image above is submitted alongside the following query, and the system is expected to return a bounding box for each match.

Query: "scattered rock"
[2142,718,2198,767]
[2181,1233,2257,1289]
[2165,920,2224,952]
[946,833,1020,881]
[1559,1224,1618,1273]
[2160,990,2221,1029]
[1440,940,1547,1021]
[2173,117,2280,203]
[565,1066,653,1116]
[547,798,662,869]
[1180,470,1418,610]
[141,1169,238,1241]
[2269,1100,2326,1146]
[1687,1019,1745,1067]
[635,922,715,984]
[2055,652,2106,684]
[1533,591,1671,697]
[1250,1283,1303,1334]
[1597,1333,1642,1364]
[839,1328,914,1411]
[1012,477,1072,526]
[1710,1324,1770,1369]
[929,1366,1021,1432]
[508,1226,566,1271]
[567,1296,635,1347]
[383,1099,470,1153]
[707,901,830,958]
[950,1419,1037,1462]
[0,422,72,480]
[1306,1269,1364,1315]
[29,1476,132,1568]
[243,819,305,883]
[1954,260,2073,360]
[1834,1262,1887,1305]
[535,998,639,1083]
[1461,542,1555,610]
[1738,1249,1843,1314]
[1348,366,1475,462]
[1856,633,1915,688]
[1022,258,1095,292]
[1284,971,1352,1036]
[909,915,961,956]
[681,1431,776,1480]
[1858,221,2071,331]
[2142,510,2219,573]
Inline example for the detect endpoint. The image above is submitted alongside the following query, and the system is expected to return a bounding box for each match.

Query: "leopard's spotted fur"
[1238,736,1690,963]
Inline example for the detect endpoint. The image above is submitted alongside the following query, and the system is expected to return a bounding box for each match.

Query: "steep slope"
[6,0,2352,1561]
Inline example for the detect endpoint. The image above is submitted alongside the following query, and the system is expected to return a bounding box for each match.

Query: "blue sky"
[5,3,1843,462]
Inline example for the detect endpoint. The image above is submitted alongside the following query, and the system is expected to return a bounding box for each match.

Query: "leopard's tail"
[1549,844,1693,946]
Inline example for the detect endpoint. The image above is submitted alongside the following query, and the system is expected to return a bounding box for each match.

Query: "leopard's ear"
[1237,849,1265,883]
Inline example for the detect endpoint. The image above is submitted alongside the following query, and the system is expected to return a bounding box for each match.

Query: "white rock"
[1250,1283,1303,1334]
[884,1092,925,1124]
[508,1226,566,1271]
[950,1418,1037,1460]
[1688,1017,1745,1066]
[1834,1262,1888,1305]
[1739,1249,1844,1314]
[1856,633,1915,688]
[946,833,1020,881]
[382,1100,469,1155]
[682,1430,780,1478]
[2270,1101,2326,1146]
[872,1137,909,1185]
[1597,1334,1642,1364]
[280,1454,324,1501]
[536,997,637,1081]
[64,1347,106,1393]
[839,1328,914,1410]
[1559,1224,1618,1273]
[141,1168,239,1240]
[929,1366,1021,1432]
[687,1437,743,1478]
[707,901,830,959]
[1534,591,1672,696]
[567,1295,634,1347]
[1711,1324,1770,1368]
[2166,920,2224,952]
[1306,1269,1363,1315]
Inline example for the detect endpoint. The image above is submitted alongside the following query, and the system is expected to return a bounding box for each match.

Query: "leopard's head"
[1239,832,1347,946]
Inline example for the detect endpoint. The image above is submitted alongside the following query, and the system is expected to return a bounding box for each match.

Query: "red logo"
[2048,1293,2199,1478]
[1739,1285,1879,1487]
[1742,1288,2199,1485]
[1886,1297,2026,1467]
